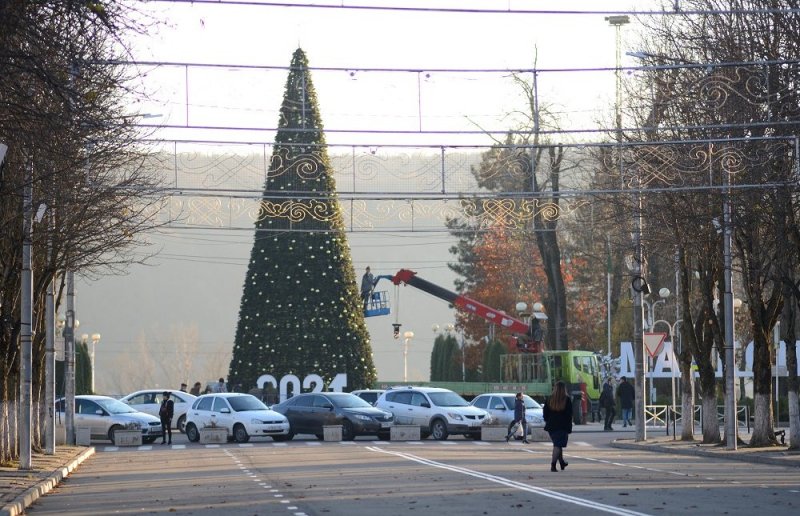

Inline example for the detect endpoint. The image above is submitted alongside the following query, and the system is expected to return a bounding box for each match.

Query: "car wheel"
[430,419,449,440]
[186,423,200,443]
[177,415,187,434]
[341,421,356,441]
[108,425,122,444]
[272,432,294,442]
[233,424,250,443]
[377,432,390,441]
[143,437,157,445]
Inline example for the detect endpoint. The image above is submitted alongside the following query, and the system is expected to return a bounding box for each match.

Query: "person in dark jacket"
[159,391,174,445]
[616,376,635,427]
[600,377,616,431]
[505,392,529,444]
[543,381,573,472]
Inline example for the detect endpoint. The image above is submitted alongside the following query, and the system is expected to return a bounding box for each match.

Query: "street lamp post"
[90,333,101,393]
[403,331,415,382]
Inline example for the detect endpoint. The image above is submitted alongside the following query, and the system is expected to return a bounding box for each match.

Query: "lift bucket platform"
[364,290,390,317]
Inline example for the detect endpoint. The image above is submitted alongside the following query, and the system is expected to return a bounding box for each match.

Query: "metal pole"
[45,265,55,454]
[403,338,408,383]
[723,160,737,450]
[19,160,33,470]
[65,271,76,445]
[634,184,647,442]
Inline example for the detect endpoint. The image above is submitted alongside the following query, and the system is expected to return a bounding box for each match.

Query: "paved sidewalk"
[611,434,800,468]
[0,446,94,516]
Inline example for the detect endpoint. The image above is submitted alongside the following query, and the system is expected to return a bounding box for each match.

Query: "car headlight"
[353,414,371,421]
[446,413,464,421]
[251,419,263,425]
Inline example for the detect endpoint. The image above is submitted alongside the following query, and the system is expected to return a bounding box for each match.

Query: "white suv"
[374,387,488,440]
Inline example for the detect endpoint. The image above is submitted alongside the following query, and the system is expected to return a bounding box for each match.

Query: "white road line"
[367,446,652,516]
[205,444,220,448]
[103,446,119,452]
[272,442,288,447]
[239,443,254,447]
[171,444,186,449]
[305,442,321,446]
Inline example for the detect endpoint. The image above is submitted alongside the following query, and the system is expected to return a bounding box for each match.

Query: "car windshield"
[428,391,469,407]
[95,398,137,414]
[329,393,372,408]
[228,396,268,412]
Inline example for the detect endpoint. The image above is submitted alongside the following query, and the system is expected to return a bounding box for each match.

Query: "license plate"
[380,422,391,428]
[265,424,283,431]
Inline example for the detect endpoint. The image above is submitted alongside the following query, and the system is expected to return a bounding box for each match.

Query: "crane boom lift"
[390,269,544,351]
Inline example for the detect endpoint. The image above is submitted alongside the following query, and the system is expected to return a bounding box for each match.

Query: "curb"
[610,439,800,468]
[0,447,96,516]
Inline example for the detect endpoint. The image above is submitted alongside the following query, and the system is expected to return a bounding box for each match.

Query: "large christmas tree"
[229,49,376,392]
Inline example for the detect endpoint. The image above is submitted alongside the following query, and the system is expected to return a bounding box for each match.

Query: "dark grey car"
[271,392,394,440]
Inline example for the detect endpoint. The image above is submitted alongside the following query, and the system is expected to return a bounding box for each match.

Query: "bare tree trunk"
[680,364,695,441]
[701,393,719,444]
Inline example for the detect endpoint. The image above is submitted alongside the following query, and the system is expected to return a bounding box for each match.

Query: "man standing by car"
[505,392,529,444]
[159,391,174,445]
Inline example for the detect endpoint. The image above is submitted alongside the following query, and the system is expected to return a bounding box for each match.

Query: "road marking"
[239,443,254,447]
[103,446,119,452]
[439,441,458,445]
[367,446,652,516]
[205,444,220,448]
[138,446,153,451]
[305,442,321,446]
[172,444,186,449]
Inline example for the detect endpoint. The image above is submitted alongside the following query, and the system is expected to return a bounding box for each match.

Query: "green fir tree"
[228,48,376,392]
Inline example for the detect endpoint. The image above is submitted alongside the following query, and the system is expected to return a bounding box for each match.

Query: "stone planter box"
[528,427,549,442]
[323,425,342,441]
[480,425,508,441]
[199,427,228,444]
[390,425,420,441]
[113,429,142,446]
[76,427,92,446]
[74,427,92,446]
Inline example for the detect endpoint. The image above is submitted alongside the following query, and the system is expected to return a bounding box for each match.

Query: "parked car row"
[55,386,545,445]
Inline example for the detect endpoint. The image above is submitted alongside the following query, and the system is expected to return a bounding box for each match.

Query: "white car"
[185,393,290,443]
[350,389,385,406]
[469,393,544,439]
[55,395,163,444]
[119,389,197,433]
[374,386,488,440]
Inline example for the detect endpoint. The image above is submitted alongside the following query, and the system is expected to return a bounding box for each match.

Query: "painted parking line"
[367,446,651,516]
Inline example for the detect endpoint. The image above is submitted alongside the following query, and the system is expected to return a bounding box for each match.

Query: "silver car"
[470,393,544,439]
[55,395,163,444]
[119,389,197,433]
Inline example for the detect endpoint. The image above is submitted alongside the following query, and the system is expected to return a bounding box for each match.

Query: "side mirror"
[95,410,104,416]
[493,404,506,410]
[323,404,334,410]
[421,402,430,408]
[220,408,231,414]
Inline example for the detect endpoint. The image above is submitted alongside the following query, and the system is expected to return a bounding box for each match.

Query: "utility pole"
[45,225,55,455]
[20,160,33,470]
[64,271,76,445]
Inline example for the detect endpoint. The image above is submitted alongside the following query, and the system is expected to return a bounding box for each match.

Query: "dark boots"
[550,446,568,471]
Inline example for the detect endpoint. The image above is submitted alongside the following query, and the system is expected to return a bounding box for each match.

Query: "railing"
[657,404,750,436]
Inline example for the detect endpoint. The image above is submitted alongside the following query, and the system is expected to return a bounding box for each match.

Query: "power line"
[151,0,800,17]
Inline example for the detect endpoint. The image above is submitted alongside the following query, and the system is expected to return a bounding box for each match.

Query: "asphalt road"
[25,431,800,516]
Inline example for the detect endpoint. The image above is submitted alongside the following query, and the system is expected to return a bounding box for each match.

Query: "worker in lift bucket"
[361,266,375,311]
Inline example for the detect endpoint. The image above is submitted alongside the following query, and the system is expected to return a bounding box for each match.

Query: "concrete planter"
[480,425,508,441]
[76,427,92,446]
[390,425,420,441]
[199,427,228,444]
[528,427,549,442]
[323,425,342,441]
[114,429,142,446]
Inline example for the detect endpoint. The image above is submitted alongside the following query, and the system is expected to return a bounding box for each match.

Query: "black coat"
[159,399,174,420]
[617,381,635,409]
[543,397,573,434]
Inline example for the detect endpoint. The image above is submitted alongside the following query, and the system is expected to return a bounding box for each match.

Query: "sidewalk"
[0,446,94,516]
[610,433,800,468]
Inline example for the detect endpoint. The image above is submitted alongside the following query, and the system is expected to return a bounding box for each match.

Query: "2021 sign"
[256,373,348,402]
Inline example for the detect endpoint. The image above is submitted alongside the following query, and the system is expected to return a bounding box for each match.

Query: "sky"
[76,0,647,394]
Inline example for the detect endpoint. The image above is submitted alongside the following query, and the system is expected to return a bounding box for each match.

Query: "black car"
[271,392,394,440]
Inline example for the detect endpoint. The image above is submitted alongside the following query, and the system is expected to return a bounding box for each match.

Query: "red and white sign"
[644,332,667,358]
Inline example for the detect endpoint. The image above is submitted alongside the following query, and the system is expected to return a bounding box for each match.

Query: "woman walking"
[543,381,573,472]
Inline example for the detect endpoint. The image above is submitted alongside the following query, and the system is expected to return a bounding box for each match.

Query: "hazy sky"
[78,0,646,394]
